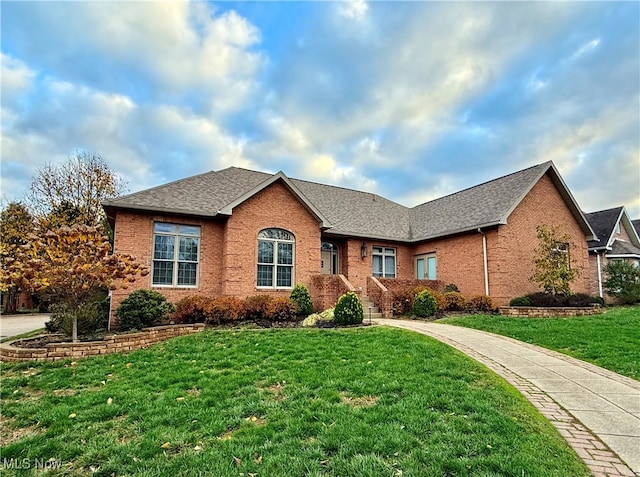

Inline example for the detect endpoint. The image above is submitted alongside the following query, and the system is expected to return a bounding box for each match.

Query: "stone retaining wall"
[0,324,205,362]
[498,306,602,317]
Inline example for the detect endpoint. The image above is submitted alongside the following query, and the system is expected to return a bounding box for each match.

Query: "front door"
[321,242,338,274]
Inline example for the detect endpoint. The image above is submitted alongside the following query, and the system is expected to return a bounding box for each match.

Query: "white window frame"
[152,223,200,288]
[372,246,396,278]
[257,228,295,289]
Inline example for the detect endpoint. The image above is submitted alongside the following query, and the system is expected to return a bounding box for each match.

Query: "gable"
[585,206,640,250]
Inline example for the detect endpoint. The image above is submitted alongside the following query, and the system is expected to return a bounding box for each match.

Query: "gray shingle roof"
[633,220,640,238]
[610,240,640,257]
[104,161,594,243]
[410,162,551,239]
[584,207,624,250]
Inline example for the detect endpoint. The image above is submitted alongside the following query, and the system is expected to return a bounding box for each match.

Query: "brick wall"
[110,211,225,327]
[222,181,321,298]
[310,274,357,311]
[490,173,591,305]
[0,325,205,362]
[412,233,489,299]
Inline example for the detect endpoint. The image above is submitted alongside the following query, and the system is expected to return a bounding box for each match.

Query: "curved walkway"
[377,319,640,477]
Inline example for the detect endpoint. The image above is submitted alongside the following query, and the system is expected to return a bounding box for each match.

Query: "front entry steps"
[360,296,383,320]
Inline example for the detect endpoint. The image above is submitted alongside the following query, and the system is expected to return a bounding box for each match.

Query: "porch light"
[361,242,368,258]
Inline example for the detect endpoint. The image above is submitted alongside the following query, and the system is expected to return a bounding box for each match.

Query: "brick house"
[103,161,595,325]
[585,206,640,299]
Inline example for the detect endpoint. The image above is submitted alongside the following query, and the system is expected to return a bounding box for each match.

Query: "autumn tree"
[530,224,580,296]
[2,224,148,342]
[26,151,127,229]
[0,202,35,313]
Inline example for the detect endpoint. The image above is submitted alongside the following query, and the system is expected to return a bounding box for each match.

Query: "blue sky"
[2,1,639,218]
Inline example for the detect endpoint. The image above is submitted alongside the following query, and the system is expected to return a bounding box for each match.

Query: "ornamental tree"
[2,224,148,341]
[529,224,579,296]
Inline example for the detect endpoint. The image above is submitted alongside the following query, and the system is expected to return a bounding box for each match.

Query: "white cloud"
[337,0,369,21]
[2,2,263,115]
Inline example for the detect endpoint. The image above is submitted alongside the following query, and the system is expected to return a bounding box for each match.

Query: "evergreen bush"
[509,296,531,307]
[116,290,174,331]
[334,292,364,325]
[290,284,314,316]
[412,290,437,317]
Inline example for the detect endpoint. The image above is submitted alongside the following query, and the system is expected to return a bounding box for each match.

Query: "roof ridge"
[291,177,408,208]
[411,161,550,210]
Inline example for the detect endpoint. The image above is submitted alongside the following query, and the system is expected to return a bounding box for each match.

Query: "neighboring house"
[103,161,595,325]
[633,219,640,239]
[585,207,640,299]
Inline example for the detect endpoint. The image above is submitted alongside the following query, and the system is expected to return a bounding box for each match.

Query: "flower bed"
[0,324,205,362]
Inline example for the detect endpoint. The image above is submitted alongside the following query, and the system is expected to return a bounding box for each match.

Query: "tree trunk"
[72,315,78,343]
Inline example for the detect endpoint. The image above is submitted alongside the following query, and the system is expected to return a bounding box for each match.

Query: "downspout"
[596,251,603,298]
[478,228,490,296]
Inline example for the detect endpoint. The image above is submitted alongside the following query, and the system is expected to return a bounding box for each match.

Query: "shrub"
[290,284,314,316]
[509,296,531,307]
[525,292,564,307]
[173,296,214,324]
[334,292,364,325]
[207,296,246,325]
[267,297,299,322]
[301,314,320,327]
[412,290,437,318]
[443,283,460,293]
[468,295,495,313]
[116,290,174,331]
[245,295,273,321]
[391,289,414,315]
[443,291,466,311]
[604,261,640,304]
[46,300,108,337]
[566,293,600,307]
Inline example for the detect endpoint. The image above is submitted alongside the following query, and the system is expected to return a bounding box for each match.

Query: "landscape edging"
[0,324,206,362]
[498,306,603,317]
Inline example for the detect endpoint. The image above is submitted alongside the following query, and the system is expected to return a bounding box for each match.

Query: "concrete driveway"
[0,314,50,340]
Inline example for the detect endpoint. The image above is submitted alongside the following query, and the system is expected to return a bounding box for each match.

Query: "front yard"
[1,327,590,476]
[440,306,640,380]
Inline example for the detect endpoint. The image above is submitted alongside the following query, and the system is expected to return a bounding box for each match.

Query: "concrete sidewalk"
[377,319,640,477]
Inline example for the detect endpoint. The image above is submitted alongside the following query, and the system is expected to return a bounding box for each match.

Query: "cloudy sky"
[2,1,639,218]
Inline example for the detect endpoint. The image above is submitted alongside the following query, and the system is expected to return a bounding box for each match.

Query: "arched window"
[257,228,295,288]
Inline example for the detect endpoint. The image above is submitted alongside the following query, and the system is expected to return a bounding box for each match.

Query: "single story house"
[585,206,640,299]
[103,160,595,325]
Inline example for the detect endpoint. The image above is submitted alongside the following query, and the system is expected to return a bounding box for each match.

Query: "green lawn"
[1,327,590,477]
[440,306,640,380]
